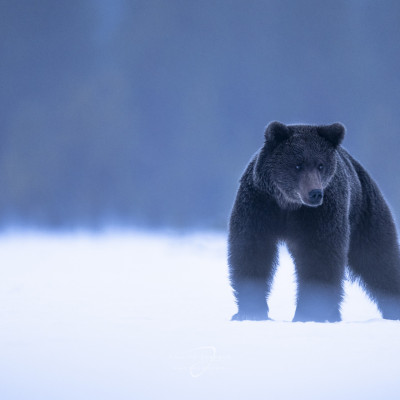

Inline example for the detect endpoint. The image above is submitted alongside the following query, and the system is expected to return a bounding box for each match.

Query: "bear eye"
[318,163,324,171]
[295,164,302,171]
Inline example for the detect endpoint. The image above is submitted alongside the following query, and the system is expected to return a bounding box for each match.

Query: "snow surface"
[0,231,399,400]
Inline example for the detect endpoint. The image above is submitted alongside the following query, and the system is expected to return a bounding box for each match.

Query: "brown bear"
[228,122,400,322]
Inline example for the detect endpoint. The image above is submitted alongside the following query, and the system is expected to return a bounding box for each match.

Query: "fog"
[1,1,400,229]
[1,3,400,398]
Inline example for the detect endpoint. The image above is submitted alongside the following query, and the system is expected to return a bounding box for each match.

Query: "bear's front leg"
[228,183,281,321]
[289,241,346,323]
[230,279,271,321]
[228,231,278,321]
[293,280,343,322]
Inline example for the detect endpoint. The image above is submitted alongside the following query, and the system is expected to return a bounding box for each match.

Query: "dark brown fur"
[228,122,400,322]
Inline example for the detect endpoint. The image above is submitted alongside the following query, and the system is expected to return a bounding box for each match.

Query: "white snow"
[0,231,399,400]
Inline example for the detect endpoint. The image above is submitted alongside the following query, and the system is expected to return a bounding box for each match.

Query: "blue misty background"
[1,0,400,230]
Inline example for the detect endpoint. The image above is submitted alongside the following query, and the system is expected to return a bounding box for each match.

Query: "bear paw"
[231,310,270,321]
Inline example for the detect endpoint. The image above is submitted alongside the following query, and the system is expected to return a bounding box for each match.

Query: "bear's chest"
[277,206,332,241]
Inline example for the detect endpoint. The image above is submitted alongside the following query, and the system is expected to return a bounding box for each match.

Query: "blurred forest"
[1,0,400,230]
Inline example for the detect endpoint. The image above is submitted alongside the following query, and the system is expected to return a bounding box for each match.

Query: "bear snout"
[308,189,323,206]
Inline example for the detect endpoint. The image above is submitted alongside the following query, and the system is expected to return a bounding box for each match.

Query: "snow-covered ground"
[0,231,399,400]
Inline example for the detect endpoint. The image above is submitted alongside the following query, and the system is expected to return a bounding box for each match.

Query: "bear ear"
[264,121,291,147]
[317,123,345,147]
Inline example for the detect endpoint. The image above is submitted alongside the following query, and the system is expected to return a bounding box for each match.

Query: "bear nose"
[309,189,323,204]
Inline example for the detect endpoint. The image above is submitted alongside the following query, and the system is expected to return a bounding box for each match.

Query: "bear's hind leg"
[348,226,400,320]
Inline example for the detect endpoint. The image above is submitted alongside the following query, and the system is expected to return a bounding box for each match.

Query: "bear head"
[253,121,345,209]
